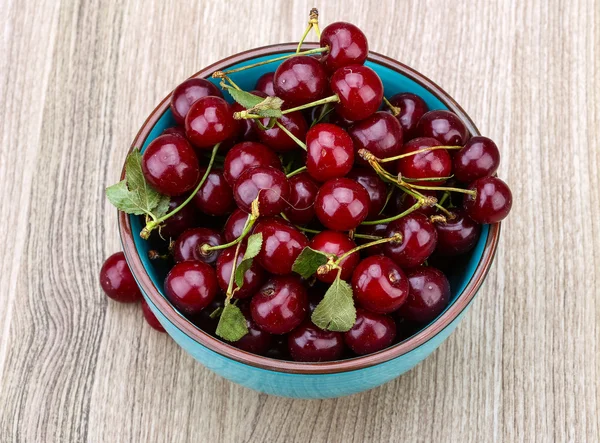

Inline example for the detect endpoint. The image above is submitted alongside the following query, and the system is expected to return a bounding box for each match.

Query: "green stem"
[281,95,340,115]
[218,47,329,76]
[286,166,307,178]
[408,184,476,196]
[334,233,402,264]
[361,201,422,225]
[353,233,383,240]
[437,192,449,207]
[311,102,334,127]
[202,215,255,252]
[296,24,313,53]
[383,97,400,116]
[275,121,307,150]
[225,241,245,300]
[379,145,463,163]
[280,213,321,234]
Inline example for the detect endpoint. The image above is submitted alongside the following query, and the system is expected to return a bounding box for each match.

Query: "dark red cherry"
[309,231,360,283]
[330,65,383,121]
[349,112,403,170]
[386,93,428,140]
[398,267,450,324]
[254,72,276,96]
[162,126,187,138]
[223,141,281,186]
[329,110,354,128]
[257,111,308,152]
[233,305,274,355]
[164,261,219,316]
[347,168,388,218]
[344,308,396,355]
[223,208,250,243]
[190,298,223,335]
[99,252,142,303]
[393,189,437,217]
[172,228,223,265]
[233,166,290,217]
[185,96,237,149]
[320,22,369,74]
[215,245,266,299]
[453,136,500,182]
[158,195,199,239]
[141,299,166,332]
[305,123,354,182]
[250,275,308,334]
[463,176,512,223]
[192,168,234,216]
[141,134,200,196]
[315,178,370,231]
[356,221,389,255]
[170,78,223,124]
[417,110,468,146]
[434,209,481,256]
[253,218,309,275]
[397,137,452,185]
[282,172,319,225]
[383,213,437,268]
[352,255,409,314]
[274,56,327,106]
[231,102,258,141]
[288,321,344,362]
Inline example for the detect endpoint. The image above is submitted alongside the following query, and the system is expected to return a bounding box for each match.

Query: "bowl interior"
[129,51,489,355]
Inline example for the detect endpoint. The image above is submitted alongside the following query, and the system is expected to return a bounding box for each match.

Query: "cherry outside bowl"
[118,43,500,399]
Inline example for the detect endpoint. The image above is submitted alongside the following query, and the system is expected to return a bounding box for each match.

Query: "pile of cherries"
[100,19,512,362]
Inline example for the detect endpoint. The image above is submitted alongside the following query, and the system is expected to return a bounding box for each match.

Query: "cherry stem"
[402,175,453,183]
[225,240,245,300]
[279,213,321,234]
[437,192,450,207]
[296,8,319,53]
[378,145,463,163]
[383,97,400,116]
[275,120,307,150]
[216,47,329,76]
[281,94,340,115]
[202,214,256,253]
[334,233,402,264]
[140,143,220,239]
[361,201,423,225]
[311,102,334,127]
[408,183,476,196]
[353,233,383,240]
[209,306,223,319]
[286,166,307,178]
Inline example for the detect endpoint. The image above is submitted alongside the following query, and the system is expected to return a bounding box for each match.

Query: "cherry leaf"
[215,304,249,342]
[311,276,356,332]
[292,246,330,279]
[234,233,262,288]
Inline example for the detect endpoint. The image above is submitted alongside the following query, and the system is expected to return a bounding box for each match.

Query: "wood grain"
[0,0,598,441]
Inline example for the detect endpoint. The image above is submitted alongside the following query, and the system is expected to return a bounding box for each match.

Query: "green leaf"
[225,88,265,109]
[154,194,171,218]
[251,96,284,118]
[215,304,249,342]
[292,247,330,279]
[311,277,356,332]
[234,233,263,288]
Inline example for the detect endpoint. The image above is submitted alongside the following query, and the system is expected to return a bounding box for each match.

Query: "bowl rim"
[118,42,501,375]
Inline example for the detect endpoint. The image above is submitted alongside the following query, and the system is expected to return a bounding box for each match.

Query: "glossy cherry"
[434,209,481,256]
[172,227,223,265]
[257,111,308,152]
[347,168,388,218]
[393,188,437,217]
[162,126,187,138]
[344,308,396,355]
[320,22,369,73]
[463,176,513,223]
[231,102,258,141]
[288,321,344,362]
[397,137,452,185]
[223,141,281,186]
[223,208,250,243]
[158,195,199,239]
[309,231,360,283]
[314,177,370,231]
[170,78,223,124]
[383,213,437,268]
[99,252,142,303]
[141,134,200,196]
[386,93,428,140]
[141,299,166,332]
[185,96,237,149]
[215,245,266,299]
[349,112,403,170]
[164,261,219,316]
[282,172,319,225]
[398,267,450,324]
[274,56,327,106]
[417,110,469,146]
[254,71,276,96]
[453,136,500,182]
[233,305,274,355]
[305,123,354,182]
[233,166,290,217]
[253,217,309,275]
[330,65,383,121]
[250,275,308,334]
[192,168,234,216]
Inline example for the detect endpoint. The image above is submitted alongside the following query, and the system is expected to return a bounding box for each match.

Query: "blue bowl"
[119,43,501,399]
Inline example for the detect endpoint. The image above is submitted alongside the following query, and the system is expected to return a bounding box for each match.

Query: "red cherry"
[319,22,369,73]
[330,65,383,121]
[253,217,309,275]
[417,110,469,146]
[274,56,327,106]
[305,123,354,182]
[141,299,166,332]
[434,209,481,256]
[172,228,223,265]
[386,93,428,140]
[383,213,437,268]
[398,267,450,324]
[315,178,370,231]
[99,252,142,303]
[453,136,500,182]
[215,245,266,299]
[463,176,512,223]
[192,168,234,216]
[288,321,344,362]
[349,112,403,169]
[347,168,388,219]
[185,96,237,149]
[162,126,187,138]
[344,308,396,355]
[257,111,308,152]
[223,141,281,186]
[254,72,276,96]
[223,208,250,243]
[309,231,360,283]
[282,172,319,225]
[233,305,274,355]
[231,102,258,141]
[170,78,223,124]
[164,261,219,316]
[397,137,452,185]
[158,195,199,239]
[233,166,290,217]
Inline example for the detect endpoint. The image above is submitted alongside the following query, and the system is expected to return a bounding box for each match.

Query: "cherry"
[314,178,370,231]
[233,305,274,355]
[141,299,166,332]
[185,96,237,149]
[164,261,219,316]
[190,297,223,335]
[257,111,308,152]
[453,136,500,182]
[305,123,354,182]
[274,56,327,106]
[434,209,481,256]
[398,267,450,324]
[383,213,437,268]
[329,110,354,128]
[463,176,512,223]
[393,189,437,217]
[309,231,360,283]
[349,112,403,170]
[162,126,187,138]
[192,168,234,216]
[158,195,199,239]
[223,141,281,186]
[250,275,308,334]
[231,102,258,141]
[288,321,344,362]
[265,336,292,360]
[170,78,223,124]
[319,22,369,74]
[141,134,200,196]
[397,137,452,185]
[223,208,250,243]
[356,221,389,255]
[282,172,319,225]
[215,245,266,299]
[172,227,223,265]
[352,255,409,314]
[417,110,469,146]
[233,166,290,217]
[253,217,309,275]
[330,65,383,121]
[99,252,142,303]
[344,308,396,355]
[347,168,388,218]
[386,93,428,140]
[255,72,276,96]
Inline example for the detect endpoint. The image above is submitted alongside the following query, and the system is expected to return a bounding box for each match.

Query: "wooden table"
[1,0,598,441]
